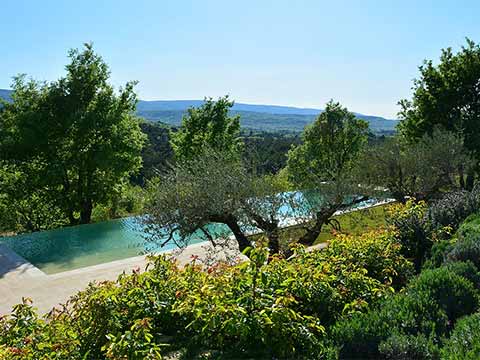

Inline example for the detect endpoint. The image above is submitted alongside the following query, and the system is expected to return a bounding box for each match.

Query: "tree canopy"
[169,96,242,162]
[0,43,145,227]
[398,38,480,166]
[286,101,370,246]
[356,128,474,203]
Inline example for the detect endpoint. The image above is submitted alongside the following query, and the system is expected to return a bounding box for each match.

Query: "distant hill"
[0,89,398,133]
[0,89,12,102]
[137,100,398,134]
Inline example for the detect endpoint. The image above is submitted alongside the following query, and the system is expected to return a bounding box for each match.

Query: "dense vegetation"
[2,38,480,359]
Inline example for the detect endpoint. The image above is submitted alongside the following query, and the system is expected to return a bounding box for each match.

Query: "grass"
[249,203,392,247]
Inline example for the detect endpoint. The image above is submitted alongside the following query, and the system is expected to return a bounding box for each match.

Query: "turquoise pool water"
[0,217,220,274]
[0,194,382,274]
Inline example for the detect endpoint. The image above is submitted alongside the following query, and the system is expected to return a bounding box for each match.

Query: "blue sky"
[1,0,479,118]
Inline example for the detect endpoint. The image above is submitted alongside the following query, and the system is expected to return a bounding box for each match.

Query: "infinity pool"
[0,194,382,274]
[0,217,220,274]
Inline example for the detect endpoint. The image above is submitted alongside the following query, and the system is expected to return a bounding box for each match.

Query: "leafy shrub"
[0,230,411,359]
[388,187,480,272]
[387,200,430,271]
[443,261,480,289]
[456,213,480,239]
[322,230,414,289]
[426,186,480,233]
[332,309,391,359]
[407,267,479,323]
[334,290,449,359]
[378,333,440,360]
[441,312,480,360]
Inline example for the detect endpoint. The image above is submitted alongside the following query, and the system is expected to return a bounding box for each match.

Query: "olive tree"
[144,150,253,252]
[144,148,296,255]
[356,128,474,203]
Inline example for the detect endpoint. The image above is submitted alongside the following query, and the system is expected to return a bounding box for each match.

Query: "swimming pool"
[0,217,231,274]
[0,194,384,274]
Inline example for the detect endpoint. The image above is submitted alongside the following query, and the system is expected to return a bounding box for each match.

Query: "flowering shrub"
[0,230,411,359]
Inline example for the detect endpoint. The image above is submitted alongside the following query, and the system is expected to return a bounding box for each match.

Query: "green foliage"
[242,131,300,175]
[443,261,480,289]
[378,333,440,360]
[132,120,174,186]
[457,213,480,239]
[170,96,242,162]
[0,230,411,359]
[387,200,431,271]
[0,43,146,227]
[426,187,480,233]
[333,265,480,359]
[144,149,254,253]
[441,312,480,360]
[408,267,479,322]
[423,240,454,269]
[447,235,480,270]
[287,100,368,189]
[0,163,67,233]
[357,129,473,203]
[398,38,480,164]
[285,100,370,246]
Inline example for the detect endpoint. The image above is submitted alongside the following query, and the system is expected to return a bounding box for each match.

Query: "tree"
[169,96,242,162]
[357,128,474,203]
[0,43,146,226]
[398,38,480,186]
[144,149,253,253]
[144,148,295,255]
[286,100,369,246]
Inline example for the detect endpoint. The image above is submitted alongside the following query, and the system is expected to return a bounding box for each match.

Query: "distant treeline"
[137,109,397,134]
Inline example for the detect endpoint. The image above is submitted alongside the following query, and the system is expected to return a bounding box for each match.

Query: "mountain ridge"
[0,89,398,133]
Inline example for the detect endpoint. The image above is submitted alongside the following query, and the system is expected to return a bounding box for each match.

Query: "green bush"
[387,200,430,272]
[423,239,454,269]
[443,261,480,289]
[447,235,480,270]
[441,312,480,360]
[333,265,480,359]
[332,309,392,359]
[388,188,480,273]
[456,213,480,239]
[378,333,440,360]
[407,267,479,323]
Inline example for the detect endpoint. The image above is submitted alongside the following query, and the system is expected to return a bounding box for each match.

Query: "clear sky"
[1,0,480,118]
